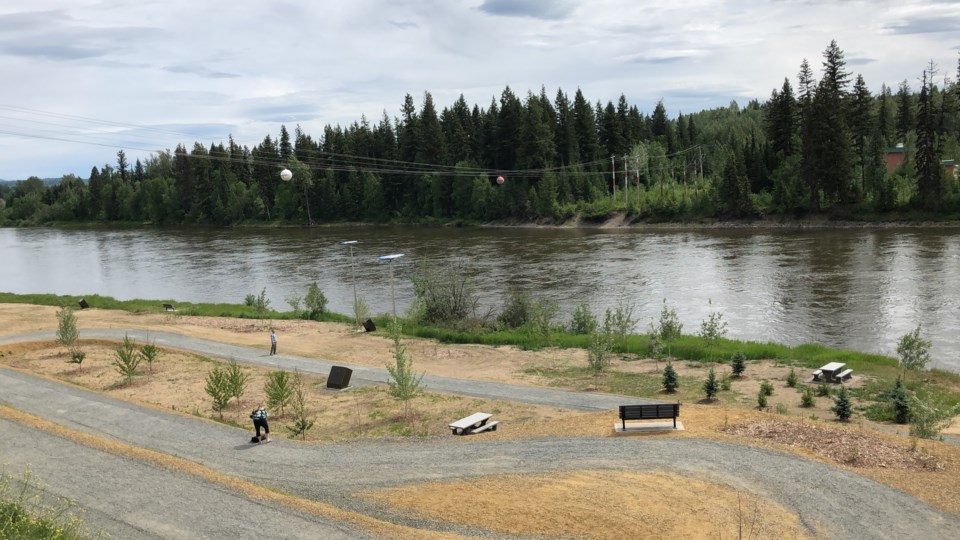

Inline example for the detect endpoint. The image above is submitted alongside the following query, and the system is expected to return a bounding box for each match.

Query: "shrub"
[304,282,328,320]
[411,262,479,325]
[603,298,637,344]
[786,368,798,388]
[112,334,140,384]
[56,305,79,349]
[662,362,679,393]
[204,366,231,419]
[757,391,768,410]
[800,387,816,408]
[892,376,910,424]
[67,347,85,371]
[731,351,746,377]
[569,301,597,334]
[657,299,683,341]
[244,293,256,306]
[353,295,371,328]
[909,394,960,440]
[760,380,774,397]
[386,322,425,419]
[703,367,719,399]
[816,379,831,397]
[832,386,853,421]
[896,324,931,378]
[720,373,732,391]
[775,403,789,415]
[139,342,160,373]
[498,289,532,329]
[253,287,271,322]
[528,298,559,342]
[698,300,728,342]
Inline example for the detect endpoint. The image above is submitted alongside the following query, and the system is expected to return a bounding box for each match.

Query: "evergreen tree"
[731,351,746,377]
[832,386,853,421]
[849,74,874,197]
[554,89,579,165]
[892,376,910,424]
[718,149,754,217]
[766,78,797,159]
[915,64,943,210]
[662,362,679,393]
[572,88,599,164]
[877,84,895,145]
[895,80,914,142]
[703,367,719,400]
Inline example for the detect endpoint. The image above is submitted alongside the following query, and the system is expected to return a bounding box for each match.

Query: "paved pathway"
[3,367,960,539]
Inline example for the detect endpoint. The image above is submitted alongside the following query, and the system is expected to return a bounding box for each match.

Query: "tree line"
[2,40,958,226]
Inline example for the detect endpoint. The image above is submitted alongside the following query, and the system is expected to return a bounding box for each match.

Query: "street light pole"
[378,253,404,322]
[340,240,359,327]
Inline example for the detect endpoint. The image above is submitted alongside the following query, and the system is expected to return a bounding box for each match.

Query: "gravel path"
[0,329,661,410]
[3,367,960,539]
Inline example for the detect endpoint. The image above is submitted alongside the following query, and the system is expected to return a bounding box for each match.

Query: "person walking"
[250,404,271,443]
[269,328,277,355]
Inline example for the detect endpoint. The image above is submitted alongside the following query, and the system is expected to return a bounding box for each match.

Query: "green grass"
[0,470,90,540]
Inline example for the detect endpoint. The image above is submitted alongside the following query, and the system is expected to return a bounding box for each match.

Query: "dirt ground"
[4,303,960,532]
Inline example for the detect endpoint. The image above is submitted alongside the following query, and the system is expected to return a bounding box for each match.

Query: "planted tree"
[703,367,719,400]
[587,330,612,378]
[304,282,328,320]
[56,305,79,349]
[816,378,831,397]
[698,300,728,343]
[800,387,816,408]
[386,322,425,419]
[757,390,768,410]
[760,381,774,397]
[832,386,853,422]
[892,376,910,424]
[67,348,86,371]
[896,324,931,380]
[139,342,160,373]
[112,334,140,385]
[786,368,798,388]
[286,370,315,440]
[909,394,960,440]
[657,300,683,341]
[662,362,679,393]
[604,297,637,349]
[731,351,746,378]
[225,359,249,410]
[254,287,271,326]
[204,366,231,419]
[353,295,371,329]
[265,370,293,418]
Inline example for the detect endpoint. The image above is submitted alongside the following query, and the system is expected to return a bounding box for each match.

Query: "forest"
[1,40,959,226]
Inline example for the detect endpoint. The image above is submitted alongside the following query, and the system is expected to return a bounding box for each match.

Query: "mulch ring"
[721,418,943,470]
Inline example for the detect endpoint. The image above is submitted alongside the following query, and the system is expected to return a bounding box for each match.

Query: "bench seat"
[619,403,680,430]
[837,368,853,381]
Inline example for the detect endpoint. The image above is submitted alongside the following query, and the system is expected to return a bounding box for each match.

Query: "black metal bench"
[618,403,681,430]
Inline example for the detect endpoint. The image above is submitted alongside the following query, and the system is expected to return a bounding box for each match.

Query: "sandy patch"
[364,470,815,539]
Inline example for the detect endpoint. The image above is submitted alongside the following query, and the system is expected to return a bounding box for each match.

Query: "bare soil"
[4,303,960,528]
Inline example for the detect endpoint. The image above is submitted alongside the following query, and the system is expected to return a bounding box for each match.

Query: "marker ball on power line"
[280,169,293,182]
[496,176,505,185]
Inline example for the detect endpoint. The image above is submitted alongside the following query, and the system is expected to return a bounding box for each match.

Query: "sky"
[1,0,959,181]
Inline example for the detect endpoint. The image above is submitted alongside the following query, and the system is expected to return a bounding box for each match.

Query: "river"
[2,225,959,371]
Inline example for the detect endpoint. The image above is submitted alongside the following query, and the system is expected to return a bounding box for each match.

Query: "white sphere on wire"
[280,169,293,182]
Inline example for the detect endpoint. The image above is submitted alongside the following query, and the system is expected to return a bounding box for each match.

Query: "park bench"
[449,412,498,436]
[618,403,681,430]
[837,368,853,381]
[812,369,823,381]
[163,303,176,312]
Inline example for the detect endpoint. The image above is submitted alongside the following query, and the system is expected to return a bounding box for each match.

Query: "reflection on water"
[2,225,959,371]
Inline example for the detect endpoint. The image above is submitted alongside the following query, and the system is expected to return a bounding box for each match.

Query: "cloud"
[0,10,71,31]
[389,20,417,30]
[0,41,104,60]
[163,65,240,79]
[623,49,708,64]
[884,15,960,34]
[847,57,878,66]
[477,0,573,20]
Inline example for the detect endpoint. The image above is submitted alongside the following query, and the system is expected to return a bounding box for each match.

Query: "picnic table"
[814,362,849,383]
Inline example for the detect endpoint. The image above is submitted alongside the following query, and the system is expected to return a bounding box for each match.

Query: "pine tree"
[766,78,797,159]
[915,64,943,210]
[892,376,910,424]
[731,351,746,377]
[703,367,719,400]
[662,362,679,393]
[832,386,853,421]
[849,74,874,197]
[877,84,895,145]
[895,80,913,142]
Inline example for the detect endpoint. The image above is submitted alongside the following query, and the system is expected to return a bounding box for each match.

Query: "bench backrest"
[619,403,679,420]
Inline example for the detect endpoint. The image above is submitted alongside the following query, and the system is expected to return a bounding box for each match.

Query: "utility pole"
[610,155,616,199]
[623,155,629,205]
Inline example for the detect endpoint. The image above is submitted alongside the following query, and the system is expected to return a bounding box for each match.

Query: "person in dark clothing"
[269,329,277,355]
[250,404,270,443]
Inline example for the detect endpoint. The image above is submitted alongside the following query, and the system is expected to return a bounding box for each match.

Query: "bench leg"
[673,416,677,429]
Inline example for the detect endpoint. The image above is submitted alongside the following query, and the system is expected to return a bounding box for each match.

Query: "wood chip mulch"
[721,419,943,471]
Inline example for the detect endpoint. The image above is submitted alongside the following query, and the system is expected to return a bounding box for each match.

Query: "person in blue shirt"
[269,329,277,355]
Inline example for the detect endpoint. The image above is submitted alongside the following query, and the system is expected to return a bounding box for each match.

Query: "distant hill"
[0,177,64,187]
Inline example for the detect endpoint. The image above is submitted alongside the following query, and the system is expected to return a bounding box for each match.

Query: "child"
[250,404,271,443]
